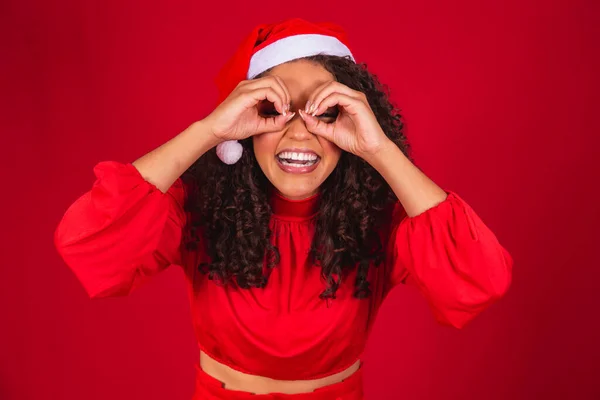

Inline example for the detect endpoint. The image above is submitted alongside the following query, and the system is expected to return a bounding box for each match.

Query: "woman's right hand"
[204,76,295,142]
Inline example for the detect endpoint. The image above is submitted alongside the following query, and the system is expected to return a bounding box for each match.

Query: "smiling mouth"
[275,150,321,173]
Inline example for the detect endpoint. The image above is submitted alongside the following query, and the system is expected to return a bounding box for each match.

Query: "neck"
[274,190,319,201]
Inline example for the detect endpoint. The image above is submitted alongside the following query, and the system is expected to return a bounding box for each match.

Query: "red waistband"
[193,363,364,400]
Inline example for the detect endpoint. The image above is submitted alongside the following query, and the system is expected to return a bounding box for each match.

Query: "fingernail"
[286,103,291,112]
[286,112,296,121]
[311,106,318,116]
[309,104,316,115]
[305,101,311,113]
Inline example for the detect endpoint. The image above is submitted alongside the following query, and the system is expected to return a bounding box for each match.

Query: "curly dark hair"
[183,54,411,299]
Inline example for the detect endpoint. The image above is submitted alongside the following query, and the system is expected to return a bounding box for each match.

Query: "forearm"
[132,119,220,193]
[365,140,448,217]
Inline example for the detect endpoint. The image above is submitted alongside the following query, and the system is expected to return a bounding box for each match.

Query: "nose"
[283,115,313,141]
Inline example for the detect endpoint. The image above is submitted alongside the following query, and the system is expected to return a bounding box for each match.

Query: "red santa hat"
[214,18,355,164]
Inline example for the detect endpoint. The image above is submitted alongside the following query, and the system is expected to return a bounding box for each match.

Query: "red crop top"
[54,161,513,380]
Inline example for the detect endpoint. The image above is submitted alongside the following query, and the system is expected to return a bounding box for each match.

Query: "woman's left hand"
[299,81,390,159]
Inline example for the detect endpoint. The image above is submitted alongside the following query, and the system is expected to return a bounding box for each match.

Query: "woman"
[55,18,513,400]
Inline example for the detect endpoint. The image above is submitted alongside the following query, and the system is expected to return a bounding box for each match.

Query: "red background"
[2,0,599,399]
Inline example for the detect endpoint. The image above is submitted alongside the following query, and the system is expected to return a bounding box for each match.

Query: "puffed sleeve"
[54,161,187,298]
[387,191,513,329]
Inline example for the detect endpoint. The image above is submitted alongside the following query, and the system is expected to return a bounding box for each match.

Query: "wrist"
[362,138,400,169]
[191,119,222,149]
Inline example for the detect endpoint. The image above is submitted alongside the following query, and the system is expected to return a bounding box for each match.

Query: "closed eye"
[316,106,339,123]
[258,101,281,117]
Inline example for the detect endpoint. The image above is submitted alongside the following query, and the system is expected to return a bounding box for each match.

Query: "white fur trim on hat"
[247,34,354,79]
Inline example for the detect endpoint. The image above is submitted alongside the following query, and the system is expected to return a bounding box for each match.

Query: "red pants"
[192,364,364,400]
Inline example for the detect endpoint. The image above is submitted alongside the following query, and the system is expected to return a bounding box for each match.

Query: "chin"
[275,182,319,200]
[270,169,321,199]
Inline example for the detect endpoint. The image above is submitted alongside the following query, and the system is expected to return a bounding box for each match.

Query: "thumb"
[299,110,335,141]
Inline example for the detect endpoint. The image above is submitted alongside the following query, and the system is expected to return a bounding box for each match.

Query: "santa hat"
[214,18,355,164]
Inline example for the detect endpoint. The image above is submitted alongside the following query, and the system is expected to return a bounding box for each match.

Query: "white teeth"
[277,151,318,161]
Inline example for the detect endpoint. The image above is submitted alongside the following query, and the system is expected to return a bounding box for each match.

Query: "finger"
[272,75,291,111]
[262,76,289,113]
[313,92,365,117]
[256,112,296,134]
[305,81,333,114]
[242,87,286,115]
[308,82,363,115]
[298,109,335,141]
[244,77,288,114]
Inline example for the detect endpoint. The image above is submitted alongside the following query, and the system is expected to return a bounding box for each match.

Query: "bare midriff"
[200,351,361,395]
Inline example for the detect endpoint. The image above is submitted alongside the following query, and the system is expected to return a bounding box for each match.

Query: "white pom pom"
[216,140,243,165]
